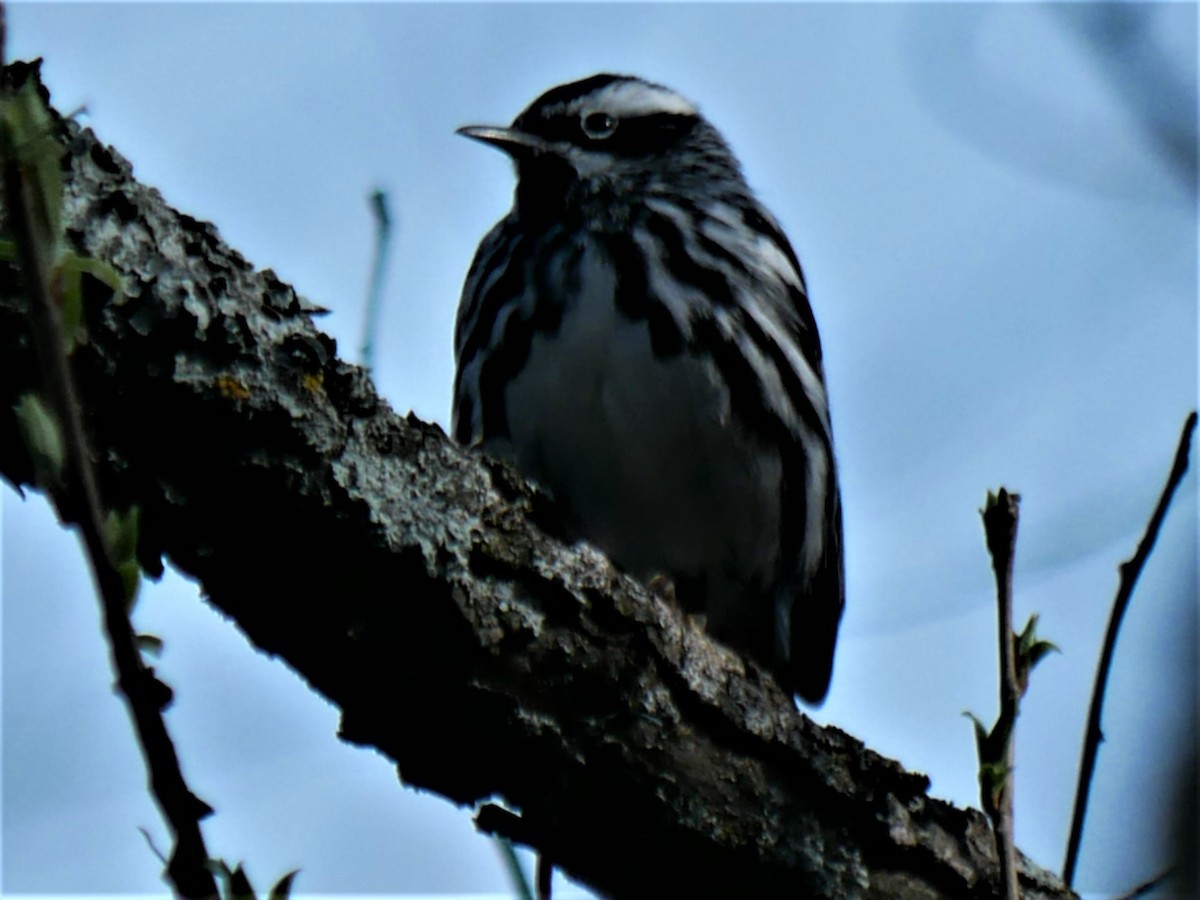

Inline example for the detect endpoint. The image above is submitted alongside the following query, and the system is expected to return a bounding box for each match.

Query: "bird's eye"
[580,111,618,140]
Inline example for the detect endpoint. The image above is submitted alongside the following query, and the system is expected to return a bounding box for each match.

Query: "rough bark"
[0,64,1078,899]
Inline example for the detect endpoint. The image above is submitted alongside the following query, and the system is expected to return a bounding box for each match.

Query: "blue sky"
[2,3,1196,898]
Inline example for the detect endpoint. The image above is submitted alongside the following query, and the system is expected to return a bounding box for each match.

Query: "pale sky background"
[1,3,1196,899]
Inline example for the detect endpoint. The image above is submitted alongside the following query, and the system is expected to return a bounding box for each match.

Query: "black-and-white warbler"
[453,74,844,703]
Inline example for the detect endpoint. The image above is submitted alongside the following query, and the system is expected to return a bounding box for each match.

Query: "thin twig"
[1112,867,1176,900]
[536,852,553,900]
[1063,411,1198,886]
[0,23,218,898]
[495,838,535,900]
[982,488,1022,900]
[359,188,392,370]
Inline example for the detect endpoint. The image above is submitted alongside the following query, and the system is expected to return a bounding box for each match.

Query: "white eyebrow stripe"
[567,80,697,119]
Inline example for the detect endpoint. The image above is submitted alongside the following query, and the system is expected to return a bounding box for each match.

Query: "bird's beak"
[456,125,548,158]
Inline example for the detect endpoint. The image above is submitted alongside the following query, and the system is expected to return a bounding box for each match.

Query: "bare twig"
[1063,411,1198,886]
[981,488,1023,900]
[536,853,553,900]
[1112,867,1176,900]
[495,838,534,900]
[359,187,392,370]
[0,23,218,898]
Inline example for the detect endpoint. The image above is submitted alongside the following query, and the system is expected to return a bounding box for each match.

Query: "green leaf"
[65,253,124,296]
[964,711,988,757]
[978,759,1012,817]
[13,392,64,487]
[1026,639,1059,671]
[980,760,1011,781]
[207,859,235,891]
[104,505,141,563]
[136,633,164,658]
[57,262,84,351]
[1016,613,1040,657]
[56,253,125,352]
[3,80,64,255]
[228,864,255,900]
[1013,613,1058,694]
[118,559,141,609]
[267,870,300,900]
[209,859,257,900]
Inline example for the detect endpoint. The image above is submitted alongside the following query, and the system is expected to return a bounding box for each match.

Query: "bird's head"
[458,74,745,224]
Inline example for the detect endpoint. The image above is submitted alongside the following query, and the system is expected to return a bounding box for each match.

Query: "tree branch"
[0,48,218,899]
[0,63,1079,900]
[980,489,1022,900]
[1062,411,1197,886]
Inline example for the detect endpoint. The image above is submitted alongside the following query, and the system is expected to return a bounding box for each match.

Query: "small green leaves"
[978,760,1012,821]
[1,78,64,258]
[13,392,64,487]
[267,869,299,900]
[1015,614,1059,696]
[0,78,123,353]
[964,711,1013,820]
[136,633,164,659]
[208,860,299,900]
[57,253,123,351]
[0,235,123,352]
[964,604,1057,823]
[104,505,141,562]
[965,709,1012,770]
[103,506,142,607]
[117,560,141,607]
[209,860,255,900]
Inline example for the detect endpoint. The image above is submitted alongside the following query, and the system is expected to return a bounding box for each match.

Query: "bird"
[452,73,844,704]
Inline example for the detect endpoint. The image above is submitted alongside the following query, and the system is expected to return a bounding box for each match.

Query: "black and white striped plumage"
[453,74,844,703]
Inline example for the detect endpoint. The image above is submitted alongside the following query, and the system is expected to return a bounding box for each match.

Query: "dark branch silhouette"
[979,490,1022,900]
[0,49,218,899]
[1063,412,1197,886]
